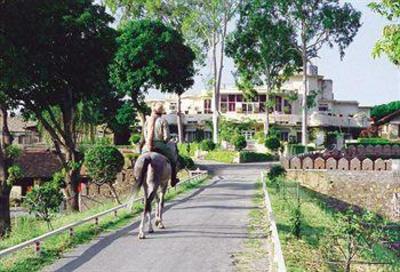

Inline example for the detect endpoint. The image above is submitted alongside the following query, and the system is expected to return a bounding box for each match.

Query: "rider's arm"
[161,118,170,142]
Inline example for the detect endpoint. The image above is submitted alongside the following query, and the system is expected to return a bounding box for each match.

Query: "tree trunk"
[212,32,219,144]
[64,160,81,212]
[265,79,271,136]
[113,127,131,145]
[177,94,184,143]
[108,182,121,205]
[301,23,308,146]
[0,186,11,237]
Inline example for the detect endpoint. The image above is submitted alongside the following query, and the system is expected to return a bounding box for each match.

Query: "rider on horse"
[142,102,180,186]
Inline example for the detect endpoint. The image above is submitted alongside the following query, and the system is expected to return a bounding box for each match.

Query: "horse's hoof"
[138,232,146,239]
[148,228,154,233]
[157,223,165,229]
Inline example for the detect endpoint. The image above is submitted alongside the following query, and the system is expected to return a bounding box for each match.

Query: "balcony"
[309,112,369,128]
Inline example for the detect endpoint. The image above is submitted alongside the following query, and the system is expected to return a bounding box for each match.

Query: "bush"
[24,172,64,230]
[232,134,247,151]
[205,150,238,163]
[129,133,141,145]
[199,139,216,151]
[265,136,281,151]
[254,131,266,144]
[239,151,275,162]
[84,144,124,186]
[178,154,195,170]
[288,144,315,155]
[357,137,390,145]
[267,165,286,182]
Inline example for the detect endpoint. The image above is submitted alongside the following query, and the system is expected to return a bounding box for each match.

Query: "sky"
[110,0,399,107]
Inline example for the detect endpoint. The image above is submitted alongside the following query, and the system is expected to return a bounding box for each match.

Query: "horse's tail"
[127,154,151,210]
[132,154,151,195]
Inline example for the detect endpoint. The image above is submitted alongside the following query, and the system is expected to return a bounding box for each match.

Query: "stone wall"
[282,156,392,171]
[287,169,400,222]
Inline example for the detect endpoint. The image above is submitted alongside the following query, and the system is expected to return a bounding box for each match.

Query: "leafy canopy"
[280,0,362,60]
[226,0,301,95]
[371,100,400,120]
[369,0,400,65]
[109,19,195,103]
[0,0,117,151]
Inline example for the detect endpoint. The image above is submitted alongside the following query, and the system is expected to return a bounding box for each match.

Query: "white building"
[146,66,371,143]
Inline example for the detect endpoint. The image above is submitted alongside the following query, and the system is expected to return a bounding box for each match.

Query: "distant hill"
[371,101,400,120]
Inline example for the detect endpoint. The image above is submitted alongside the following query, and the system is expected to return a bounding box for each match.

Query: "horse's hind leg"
[147,191,156,234]
[155,188,167,229]
[138,192,147,239]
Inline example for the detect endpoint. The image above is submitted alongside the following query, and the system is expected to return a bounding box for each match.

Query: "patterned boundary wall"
[281,157,392,171]
[346,144,400,157]
[286,169,400,222]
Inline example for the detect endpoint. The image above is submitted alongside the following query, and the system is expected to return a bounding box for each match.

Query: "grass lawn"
[205,150,238,163]
[266,178,400,272]
[0,176,209,272]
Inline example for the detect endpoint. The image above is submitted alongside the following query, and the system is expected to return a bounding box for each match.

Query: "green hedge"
[205,150,238,163]
[178,142,200,157]
[288,144,315,155]
[239,151,276,162]
[199,139,216,151]
[354,138,400,146]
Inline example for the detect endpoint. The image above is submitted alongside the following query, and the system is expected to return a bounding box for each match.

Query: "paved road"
[45,163,269,272]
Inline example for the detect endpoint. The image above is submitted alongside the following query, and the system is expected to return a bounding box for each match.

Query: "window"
[220,95,228,113]
[228,95,236,112]
[204,99,212,113]
[283,99,292,114]
[169,102,177,112]
[280,132,289,142]
[318,104,329,112]
[275,96,282,112]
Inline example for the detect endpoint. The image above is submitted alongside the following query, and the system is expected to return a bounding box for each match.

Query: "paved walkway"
[45,163,271,272]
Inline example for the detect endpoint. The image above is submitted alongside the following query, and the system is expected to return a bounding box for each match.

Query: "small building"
[375,109,400,140]
[1,116,41,145]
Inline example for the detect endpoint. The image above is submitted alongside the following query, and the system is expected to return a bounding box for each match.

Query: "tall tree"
[104,0,201,144]
[185,0,239,144]
[279,0,361,145]
[0,0,117,211]
[226,0,301,136]
[109,19,195,143]
[369,0,400,66]
[104,0,239,144]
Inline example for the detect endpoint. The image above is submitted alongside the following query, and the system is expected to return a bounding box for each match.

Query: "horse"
[132,142,177,239]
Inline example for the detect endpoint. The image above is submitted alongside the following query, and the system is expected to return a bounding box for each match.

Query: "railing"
[260,171,286,272]
[0,172,208,259]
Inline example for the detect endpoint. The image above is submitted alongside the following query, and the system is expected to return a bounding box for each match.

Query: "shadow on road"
[52,178,221,272]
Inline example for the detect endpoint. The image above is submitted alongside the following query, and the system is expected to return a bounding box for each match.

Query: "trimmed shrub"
[84,144,124,186]
[232,134,247,151]
[178,154,195,170]
[265,136,281,151]
[199,139,216,151]
[267,165,286,182]
[129,133,141,145]
[239,151,275,162]
[288,144,315,155]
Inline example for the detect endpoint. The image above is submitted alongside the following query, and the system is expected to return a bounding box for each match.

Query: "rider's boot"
[170,161,180,187]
